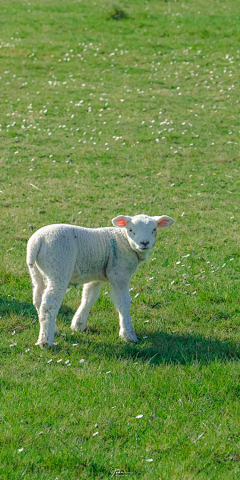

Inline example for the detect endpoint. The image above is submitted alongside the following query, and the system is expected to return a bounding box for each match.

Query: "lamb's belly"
[69,269,107,285]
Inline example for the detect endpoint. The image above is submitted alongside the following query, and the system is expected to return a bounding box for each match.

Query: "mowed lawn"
[0,0,240,478]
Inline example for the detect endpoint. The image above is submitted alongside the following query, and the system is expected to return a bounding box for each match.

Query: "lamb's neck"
[136,250,150,265]
[121,229,150,265]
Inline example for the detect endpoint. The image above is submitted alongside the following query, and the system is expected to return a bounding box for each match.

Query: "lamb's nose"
[140,241,149,247]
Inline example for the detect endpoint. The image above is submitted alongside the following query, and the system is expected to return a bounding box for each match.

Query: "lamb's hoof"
[35,341,52,349]
[119,331,139,343]
[71,324,86,333]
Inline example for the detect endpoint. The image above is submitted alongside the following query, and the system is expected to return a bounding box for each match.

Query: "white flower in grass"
[93,431,99,437]
[146,459,153,462]
[79,359,85,363]
[18,448,24,453]
[136,414,143,419]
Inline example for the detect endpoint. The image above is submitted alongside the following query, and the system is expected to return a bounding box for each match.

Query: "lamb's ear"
[112,215,131,228]
[153,215,175,228]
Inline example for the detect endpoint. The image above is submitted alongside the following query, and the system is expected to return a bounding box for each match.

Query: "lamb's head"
[112,214,174,254]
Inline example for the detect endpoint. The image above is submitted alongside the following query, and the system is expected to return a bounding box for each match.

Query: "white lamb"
[27,214,174,347]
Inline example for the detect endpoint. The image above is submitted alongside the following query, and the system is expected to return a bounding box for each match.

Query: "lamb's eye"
[153,228,157,233]
[129,228,135,235]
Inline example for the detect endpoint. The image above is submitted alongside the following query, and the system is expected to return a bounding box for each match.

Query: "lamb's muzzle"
[27,213,174,347]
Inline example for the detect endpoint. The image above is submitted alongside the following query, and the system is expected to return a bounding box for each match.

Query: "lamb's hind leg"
[29,265,60,337]
[71,281,102,332]
[29,264,45,315]
[36,283,67,348]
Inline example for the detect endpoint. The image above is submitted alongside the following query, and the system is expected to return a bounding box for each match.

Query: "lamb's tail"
[26,233,42,268]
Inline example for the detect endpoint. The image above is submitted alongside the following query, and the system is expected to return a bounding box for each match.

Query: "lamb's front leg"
[111,282,138,343]
[71,281,102,332]
[54,322,60,336]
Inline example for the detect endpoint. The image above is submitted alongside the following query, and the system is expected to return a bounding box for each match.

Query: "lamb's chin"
[137,247,151,253]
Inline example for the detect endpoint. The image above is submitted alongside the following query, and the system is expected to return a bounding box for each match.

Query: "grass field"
[0,0,240,478]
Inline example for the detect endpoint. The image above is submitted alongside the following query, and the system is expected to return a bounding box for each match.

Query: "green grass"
[1,0,240,478]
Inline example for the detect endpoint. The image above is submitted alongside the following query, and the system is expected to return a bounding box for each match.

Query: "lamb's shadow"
[1,297,239,365]
[0,296,36,320]
[0,296,75,327]
[82,329,240,365]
